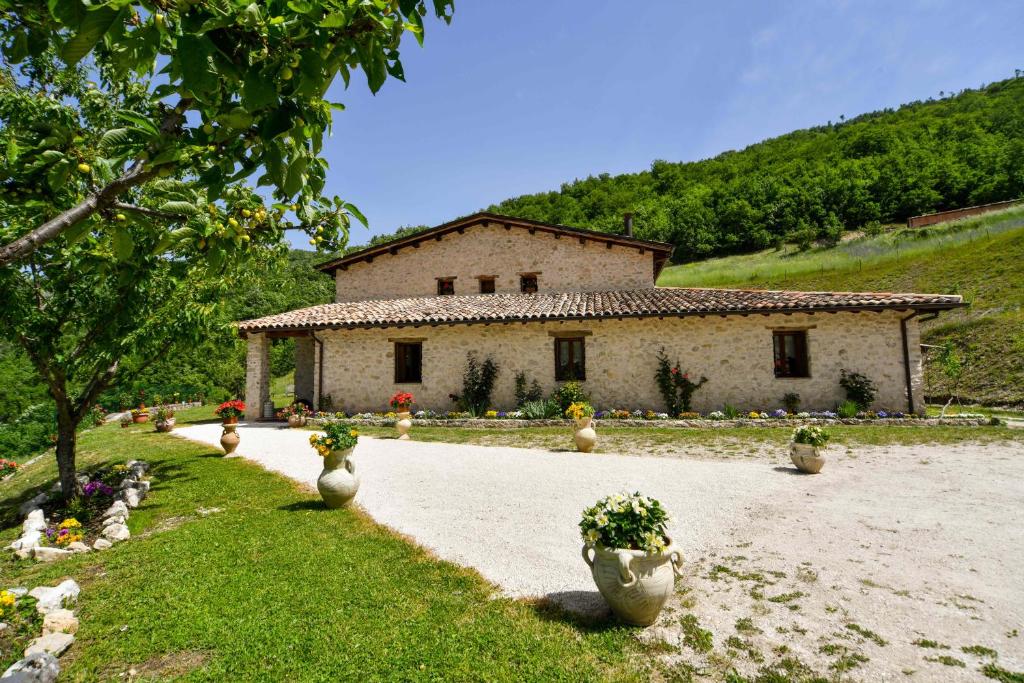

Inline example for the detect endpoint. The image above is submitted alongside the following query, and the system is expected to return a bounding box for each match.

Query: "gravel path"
[173,423,1024,679]
[173,423,791,601]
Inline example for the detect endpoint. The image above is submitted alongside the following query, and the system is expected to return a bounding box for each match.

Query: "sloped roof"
[314,212,675,277]
[237,287,965,334]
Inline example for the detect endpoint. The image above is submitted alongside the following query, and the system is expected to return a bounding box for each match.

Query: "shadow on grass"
[277,500,330,512]
[528,591,627,633]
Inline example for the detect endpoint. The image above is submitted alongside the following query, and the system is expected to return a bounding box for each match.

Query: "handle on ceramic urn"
[667,546,685,577]
[615,550,638,588]
[345,457,356,476]
[581,544,595,568]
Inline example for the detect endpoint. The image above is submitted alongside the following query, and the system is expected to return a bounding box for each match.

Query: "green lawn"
[350,421,1023,457]
[270,370,295,409]
[0,408,649,681]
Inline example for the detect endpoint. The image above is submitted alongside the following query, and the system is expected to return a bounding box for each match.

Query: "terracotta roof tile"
[237,287,964,334]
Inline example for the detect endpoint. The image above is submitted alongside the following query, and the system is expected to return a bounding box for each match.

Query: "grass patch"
[962,644,999,659]
[925,655,966,668]
[983,663,1024,682]
[766,591,805,604]
[845,623,887,646]
[0,411,648,681]
[912,638,949,649]
[679,614,713,654]
[735,617,761,635]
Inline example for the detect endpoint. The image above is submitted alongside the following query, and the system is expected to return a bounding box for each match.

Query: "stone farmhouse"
[237,212,964,419]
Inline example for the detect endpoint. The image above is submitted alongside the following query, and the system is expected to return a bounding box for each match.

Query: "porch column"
[245,332,270,421]
[294,336,315,406]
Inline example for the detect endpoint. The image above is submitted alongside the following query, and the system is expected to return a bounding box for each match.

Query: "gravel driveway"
[174,423,1024,679]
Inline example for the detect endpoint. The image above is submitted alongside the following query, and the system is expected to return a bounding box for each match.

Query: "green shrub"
[723,404,740,419]
[840,369,877,409]
[837,400,859,418]
[655,349,708,415]
[454,353,499,417]
[552,381,589,414]
[782,392,801,413]
[513,372,543,407]
[520,399,560,420]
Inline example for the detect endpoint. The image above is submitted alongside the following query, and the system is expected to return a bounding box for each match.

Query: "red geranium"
[215,399,246,419]
[389,392,414,410]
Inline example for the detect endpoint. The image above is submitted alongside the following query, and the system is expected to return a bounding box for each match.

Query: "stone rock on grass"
[120,489,142,508]
[102,501,129,519]
[31,548,72,563]
[18,494,48,517]
[9,531,42,553]
[92,539,112,551]
[128,460,149,476]
[101,523,130,542]
[102,513,127,526]
[66,542,90,553]
[122,480,150,493]
[7,588,27,598]
[23,632,74,658]
[22,510,46,534]
[29,580,80,614]
[1,652,60,682]
[41,609,78,636]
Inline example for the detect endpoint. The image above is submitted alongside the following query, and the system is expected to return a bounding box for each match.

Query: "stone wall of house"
[313,311,924,414]
[244,333,269,421]
[333,221,656,301]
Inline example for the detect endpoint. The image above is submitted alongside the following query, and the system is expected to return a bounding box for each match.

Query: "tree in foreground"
[0,1,453,499]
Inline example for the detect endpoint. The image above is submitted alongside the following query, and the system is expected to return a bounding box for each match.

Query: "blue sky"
[298,0,1024,249]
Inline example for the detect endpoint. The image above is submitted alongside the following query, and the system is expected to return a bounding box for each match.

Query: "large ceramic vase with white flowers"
[580,492,683,626]
[310,422,361,508]
[317,448,359,508]
[790,425,829,474]
[582,542,684,626]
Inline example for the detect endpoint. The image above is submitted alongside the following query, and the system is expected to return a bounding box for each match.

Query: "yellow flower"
[349,429,358,438]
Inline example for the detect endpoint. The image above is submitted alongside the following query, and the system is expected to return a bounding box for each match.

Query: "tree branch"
[113,202,189,222]
[0,98,193,267]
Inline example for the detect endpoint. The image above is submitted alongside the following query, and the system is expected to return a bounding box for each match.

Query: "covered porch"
[242,330,320,421]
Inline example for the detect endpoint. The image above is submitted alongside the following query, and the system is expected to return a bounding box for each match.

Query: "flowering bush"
[565,402,595,420]
[87,404,108,427]
[154,406,175,422]
[276,403,312,419]
[579,492,672,554]
[0,590,14,619]
[707,411,725,420]
[792,425,830,447]
[770,409,788,418]
[747,411,761,419]
[309,421,359,457]
[678,412,701,419]
[483,410,498,419]
[215,400,245,420]
[45,518,83,547]
[130,408,148,417]
[0,458,18,477]
[390,392,415,410]
[82,480,115,498]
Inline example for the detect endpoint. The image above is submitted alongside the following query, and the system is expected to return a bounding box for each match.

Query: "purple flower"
[83,480,115,497]
[877,410,889,418]
[771,409,788,418]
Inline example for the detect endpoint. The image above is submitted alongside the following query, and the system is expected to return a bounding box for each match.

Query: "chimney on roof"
[623,212,634,237]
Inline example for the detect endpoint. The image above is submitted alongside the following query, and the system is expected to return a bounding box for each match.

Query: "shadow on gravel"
[531,591,621,631]
[771,465,808,476]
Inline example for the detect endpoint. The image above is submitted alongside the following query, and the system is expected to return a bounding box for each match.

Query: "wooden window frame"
[394,341,423,384]
[436,277,455,296]
[554,336,586,381]
[478,277,495,294]
[520,273,539,294]
[772,330,810,378]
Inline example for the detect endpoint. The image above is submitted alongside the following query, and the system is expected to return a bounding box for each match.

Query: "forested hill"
[488,76,1024,261]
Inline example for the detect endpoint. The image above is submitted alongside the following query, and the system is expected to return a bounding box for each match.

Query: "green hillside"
[489,76,1024,262]
[659,207,1024,406]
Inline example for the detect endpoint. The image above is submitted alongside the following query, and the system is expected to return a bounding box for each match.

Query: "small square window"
[437,278,455,296]
[394,342,422,383]
[554,337,586,381]
[520,274,538,293]
[773,331,809,378]
[479,277,495,294]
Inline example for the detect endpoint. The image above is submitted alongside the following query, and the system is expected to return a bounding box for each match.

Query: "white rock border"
[0,579,81,682]
[7,461,150,562]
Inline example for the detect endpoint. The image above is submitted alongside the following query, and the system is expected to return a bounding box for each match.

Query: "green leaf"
[98,128,132,152]
[114,111,160,137]
[158,201,201,215]
[46,159,72,191]
[283,157,307,197]
[319,12,351,28]
[242,70,278,110]
[177,34,219,98]
[343,202,368,228]
[4,30,29,63]
[60,5,120,66]
[111,227,135,261]
[218,109,255,130]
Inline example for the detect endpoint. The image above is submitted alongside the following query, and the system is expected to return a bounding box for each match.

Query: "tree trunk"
[54,403,80,502]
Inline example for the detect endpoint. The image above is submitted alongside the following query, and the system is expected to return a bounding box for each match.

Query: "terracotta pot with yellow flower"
[309,421,360,508]
[580,492,683,626]
[566,402,597,452]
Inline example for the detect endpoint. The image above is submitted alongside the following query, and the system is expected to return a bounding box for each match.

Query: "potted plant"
[566,401,597,452]
[215,399,245,425]
[130,407,149,424]
[277,403,311,428]
[390,392,414,440]
[790,425,829,473]
[309,422,360,508]
[119,414,133,429]
[154,406,175,432]
[580,492,683,626]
